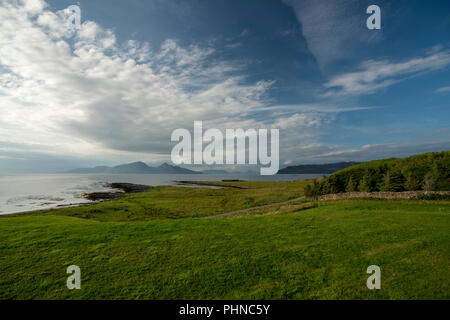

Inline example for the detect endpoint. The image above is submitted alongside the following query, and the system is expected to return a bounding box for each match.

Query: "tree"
[311,179,322,198]
[304,184,313,197]
[422,174,434,191]
[346,176,356,192]
[302,151,449,193]
[359,171,373,192]
[381,169,405,192]
[327,175,340,194]
[321,178,330,194]
[404,173,420,191]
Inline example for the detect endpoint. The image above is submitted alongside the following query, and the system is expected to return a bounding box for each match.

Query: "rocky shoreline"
[84,183,152,201]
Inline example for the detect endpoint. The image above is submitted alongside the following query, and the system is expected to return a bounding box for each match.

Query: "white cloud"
[323,49,450,96]
[0,0,337,165]
[0,155,26,160]
[239,29,249,37]
[279,138,450,166]
[22,0,47,14]
[436,86,450,93]
[283,0,383,71]
[225,42,242,49]
[3,0,439,172]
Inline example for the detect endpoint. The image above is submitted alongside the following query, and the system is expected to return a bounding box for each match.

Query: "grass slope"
[1,199,449,299]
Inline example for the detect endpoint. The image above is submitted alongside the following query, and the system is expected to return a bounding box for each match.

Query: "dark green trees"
[381,169,405,192]
[346,176,357,192]
[303,151,450,196]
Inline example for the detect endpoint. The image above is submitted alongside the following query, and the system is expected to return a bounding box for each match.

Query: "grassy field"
[0,181,449,299]
[12,180,310,221]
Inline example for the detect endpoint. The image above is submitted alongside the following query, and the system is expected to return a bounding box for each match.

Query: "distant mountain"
[201,169,229,174]
[105,162,160,174]
[65,166,110,174]
[64,162,200,174]
[278,162,361,174]
[157,163,201,174]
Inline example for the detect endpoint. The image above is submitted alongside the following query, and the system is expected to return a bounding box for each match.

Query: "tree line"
[304,151,450,197]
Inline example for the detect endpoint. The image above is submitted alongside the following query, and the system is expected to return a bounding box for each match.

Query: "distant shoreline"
[0,174,324,216]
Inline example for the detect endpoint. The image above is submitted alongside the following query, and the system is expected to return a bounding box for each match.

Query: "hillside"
[304,151,450,196]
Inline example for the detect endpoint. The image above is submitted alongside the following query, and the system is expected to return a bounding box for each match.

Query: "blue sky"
[0,0,449,173]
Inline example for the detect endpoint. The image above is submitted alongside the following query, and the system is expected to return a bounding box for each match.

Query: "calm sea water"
[0,173,324,215]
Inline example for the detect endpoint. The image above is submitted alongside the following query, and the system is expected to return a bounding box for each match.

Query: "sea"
[0,173,324,215]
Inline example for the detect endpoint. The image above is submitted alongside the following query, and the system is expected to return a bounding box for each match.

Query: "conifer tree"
[346,176,356,192]
[359,171,372,192]
[381,169,405,192]
[405,174,420,191]
[422,174,434,191]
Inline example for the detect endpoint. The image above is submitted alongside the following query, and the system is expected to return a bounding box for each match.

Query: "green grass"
[14,180,310,221]
[1,188,449,299]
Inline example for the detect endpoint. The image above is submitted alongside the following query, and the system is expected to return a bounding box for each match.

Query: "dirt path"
[206,190,450,219]
[175,181,248,189]
[205,196,306,218]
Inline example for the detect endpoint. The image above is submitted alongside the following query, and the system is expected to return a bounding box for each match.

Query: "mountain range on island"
[64,162,200,174]
[277,162,361,174]
[200,169,229,174]
[64,161,362,175]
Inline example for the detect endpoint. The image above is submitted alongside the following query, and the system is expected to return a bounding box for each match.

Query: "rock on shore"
[84,183,152,201]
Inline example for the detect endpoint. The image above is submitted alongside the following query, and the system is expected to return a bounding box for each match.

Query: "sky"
[0,0,449,173]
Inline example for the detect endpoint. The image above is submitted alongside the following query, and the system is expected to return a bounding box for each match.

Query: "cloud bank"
[0,0,329,166]
[0,0,448,172]
[283,0,383,71]
[323,50,450,96]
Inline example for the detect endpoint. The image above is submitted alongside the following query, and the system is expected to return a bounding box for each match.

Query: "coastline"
[0,182,153,216]
[84,182,152,201]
